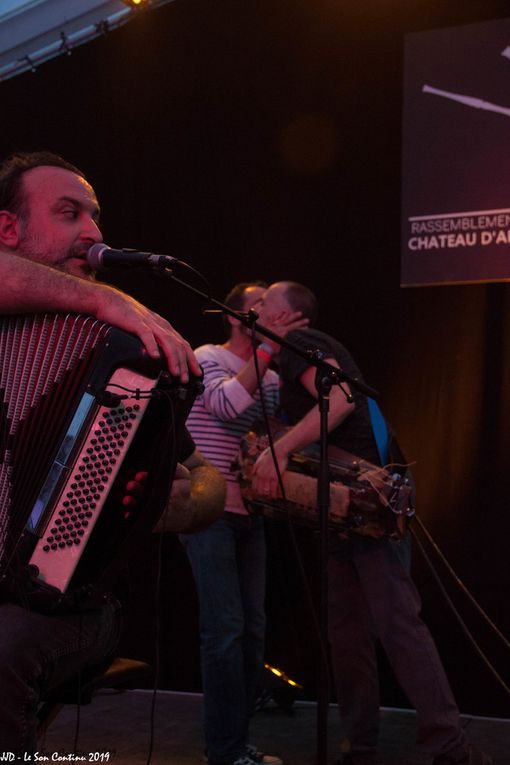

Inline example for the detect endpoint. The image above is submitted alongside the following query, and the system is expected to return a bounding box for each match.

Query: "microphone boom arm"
[157,269,379,400]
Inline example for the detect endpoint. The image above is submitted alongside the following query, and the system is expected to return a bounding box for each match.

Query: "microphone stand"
[315,352,333,765]
[149,265,378,765]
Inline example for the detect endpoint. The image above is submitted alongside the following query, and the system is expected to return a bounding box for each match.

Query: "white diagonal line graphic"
[422,84,510,119]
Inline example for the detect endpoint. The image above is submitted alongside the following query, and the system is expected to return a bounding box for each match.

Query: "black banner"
[402,17,510,286]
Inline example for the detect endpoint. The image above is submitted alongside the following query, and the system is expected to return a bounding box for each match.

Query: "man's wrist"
[256,342,274,364]
[273,438,290,459]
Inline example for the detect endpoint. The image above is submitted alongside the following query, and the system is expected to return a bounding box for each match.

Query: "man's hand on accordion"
[91,283,201,383]
[0,252,200,383]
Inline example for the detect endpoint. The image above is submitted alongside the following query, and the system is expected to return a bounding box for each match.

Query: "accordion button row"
[39,405,135,554]
[28,371,155,593]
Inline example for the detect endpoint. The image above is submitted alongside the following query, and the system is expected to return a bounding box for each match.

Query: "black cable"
[96,383,158,400]
[71,613,84,754]
[146,392,177,765]
[173,259,211,294]
[411,519,510,698]
[413,514,510,653]
[153,258,211,296]
[145,528,164,765]
[250,331,331,676]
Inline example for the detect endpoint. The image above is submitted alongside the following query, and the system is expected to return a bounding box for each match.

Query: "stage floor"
[40,690,508,764]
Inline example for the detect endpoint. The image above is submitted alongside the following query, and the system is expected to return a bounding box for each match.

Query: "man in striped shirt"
[182,282,307,765]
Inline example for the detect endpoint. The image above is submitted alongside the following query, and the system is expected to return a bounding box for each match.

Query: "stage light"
[255,663,304,714]
[123,0,149,7]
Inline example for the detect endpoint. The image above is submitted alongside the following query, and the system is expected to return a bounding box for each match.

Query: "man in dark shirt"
[252,282,493,765]
[0,150,224,753]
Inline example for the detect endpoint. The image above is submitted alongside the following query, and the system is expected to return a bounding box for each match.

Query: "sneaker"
[245,744,283,765]
[433,743,494,765]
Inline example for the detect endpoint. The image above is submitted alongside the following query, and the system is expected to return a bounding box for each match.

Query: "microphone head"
[87,243,110,271]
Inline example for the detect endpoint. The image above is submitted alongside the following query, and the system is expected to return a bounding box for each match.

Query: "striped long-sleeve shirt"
[186,344,279,514]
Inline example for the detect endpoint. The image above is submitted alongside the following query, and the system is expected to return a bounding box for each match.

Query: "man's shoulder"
[280,328,357,383]
[285,327,346,355]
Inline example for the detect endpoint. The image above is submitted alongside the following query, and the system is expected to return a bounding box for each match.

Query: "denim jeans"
[0,596,121,753]
[181,513,266,765]
[328,533,465,757]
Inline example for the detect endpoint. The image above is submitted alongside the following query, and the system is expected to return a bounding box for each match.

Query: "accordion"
[0,313,200,612]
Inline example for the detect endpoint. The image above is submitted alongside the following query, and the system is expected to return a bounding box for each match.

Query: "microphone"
[87,243,179,271]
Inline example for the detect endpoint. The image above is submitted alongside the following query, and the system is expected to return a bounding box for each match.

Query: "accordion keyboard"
[29,366,155,593]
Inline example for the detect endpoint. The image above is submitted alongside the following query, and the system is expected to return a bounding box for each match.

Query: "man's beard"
[18,233,95,280]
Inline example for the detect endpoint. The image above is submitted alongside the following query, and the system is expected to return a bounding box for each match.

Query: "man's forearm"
[235,354,272,396]
[0,250,99,314]
[275,390,353,458]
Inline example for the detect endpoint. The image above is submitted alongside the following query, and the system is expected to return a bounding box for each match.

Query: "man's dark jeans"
[182,513,266,765]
